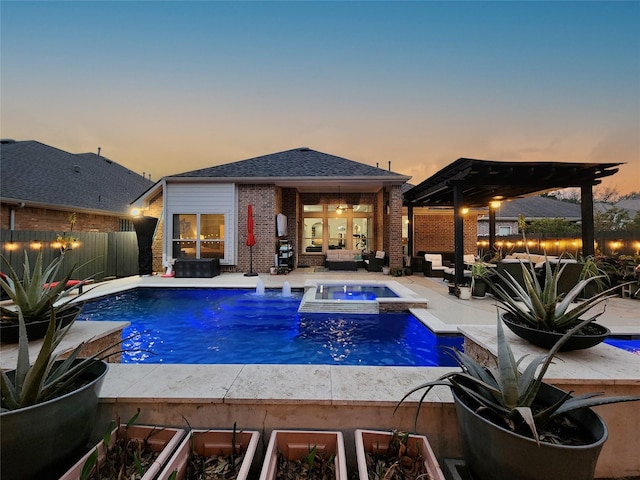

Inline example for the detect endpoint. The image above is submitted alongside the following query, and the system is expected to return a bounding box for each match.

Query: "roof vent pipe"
[97,147,101,156]
[388,161,391,171]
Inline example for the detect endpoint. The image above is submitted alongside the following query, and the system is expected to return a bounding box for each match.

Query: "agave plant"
[0,249,90,324]
[0,307,115,410]
[396,313,640,443]
[488,259,625,332]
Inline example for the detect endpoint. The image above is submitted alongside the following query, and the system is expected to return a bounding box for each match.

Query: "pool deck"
[2,268,639,478]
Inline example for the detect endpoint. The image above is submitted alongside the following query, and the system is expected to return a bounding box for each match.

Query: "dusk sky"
[2,1,639,195]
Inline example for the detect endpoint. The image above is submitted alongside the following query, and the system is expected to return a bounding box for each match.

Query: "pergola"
[404,159,623,285]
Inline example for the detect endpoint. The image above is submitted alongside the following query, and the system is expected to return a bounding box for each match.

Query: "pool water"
[604,337,640,355]
[79,288,462,366]
[315,284,398,300]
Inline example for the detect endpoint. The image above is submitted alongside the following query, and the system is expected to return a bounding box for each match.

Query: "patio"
[2,269,638,479]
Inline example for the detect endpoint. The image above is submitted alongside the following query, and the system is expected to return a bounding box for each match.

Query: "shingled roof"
[491,195,582,220]
[169,147,408,180]
[0,140,152,214]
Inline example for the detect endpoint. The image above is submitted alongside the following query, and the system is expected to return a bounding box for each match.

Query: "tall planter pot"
[0,359,108,480]
[453,382,608,480]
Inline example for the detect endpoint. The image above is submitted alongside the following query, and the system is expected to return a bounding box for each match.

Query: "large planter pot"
[502,313,610,351]
[61,424,186,480]
[158,429,260,480]
[0,305,81,343]
[453,383,608,480]
[259,430,348,480]
[354,429,446,480]
[0,359,108,480]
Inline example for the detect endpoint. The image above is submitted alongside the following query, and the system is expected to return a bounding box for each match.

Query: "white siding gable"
[165,183,236,264]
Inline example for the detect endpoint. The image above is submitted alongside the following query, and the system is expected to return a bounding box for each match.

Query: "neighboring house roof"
[167,147,410,185]
[595,198,640,218]
[0,140,152,215]
[480,195,582,221]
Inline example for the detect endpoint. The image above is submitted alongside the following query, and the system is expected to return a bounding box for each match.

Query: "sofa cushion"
[424,254,443,268]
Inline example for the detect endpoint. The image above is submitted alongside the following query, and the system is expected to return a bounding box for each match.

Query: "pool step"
[298,299,379,314]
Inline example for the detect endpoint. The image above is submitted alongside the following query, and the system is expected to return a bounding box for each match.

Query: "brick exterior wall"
[386,185,404,270]
[237,184,277,274]
[1,204,123,233]
[413,210,478,256]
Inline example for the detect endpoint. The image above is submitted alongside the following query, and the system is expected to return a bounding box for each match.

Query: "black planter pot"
[502,313,610,351]
[0,359,108,480]
[453,383,608,480]
[471,279,487,297]
[0,305,81,343]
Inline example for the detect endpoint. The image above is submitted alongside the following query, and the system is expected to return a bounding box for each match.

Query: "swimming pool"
[78,288,462,366]
[604,337,640,355]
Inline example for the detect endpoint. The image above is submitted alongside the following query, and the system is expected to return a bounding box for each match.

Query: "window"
[172,213,225,259]
[302,203,372,254]
[498,226,512,236]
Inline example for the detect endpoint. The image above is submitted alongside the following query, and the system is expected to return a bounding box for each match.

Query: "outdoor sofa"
[325,249,362,271]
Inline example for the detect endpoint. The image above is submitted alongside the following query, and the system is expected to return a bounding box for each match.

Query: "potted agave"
[1,249,92,343]
[0,309,110,480]
[396,315,640,480]
[470,261,493,298]
[488,258,627,350]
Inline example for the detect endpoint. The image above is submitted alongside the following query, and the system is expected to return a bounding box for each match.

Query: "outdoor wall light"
[489,201,501,209]
[4,242,18,251]
[30,241,42,250]
[460,207,469,215]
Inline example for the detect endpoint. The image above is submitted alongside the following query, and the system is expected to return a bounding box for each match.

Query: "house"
[0,139,152,233]
[131,147,411,274]
[477,196,582,237]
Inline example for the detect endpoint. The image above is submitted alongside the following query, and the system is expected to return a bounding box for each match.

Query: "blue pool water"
[604,337,640,355]
[78,288,462,366]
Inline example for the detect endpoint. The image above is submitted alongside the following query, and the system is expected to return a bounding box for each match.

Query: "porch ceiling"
[404,158,623,207]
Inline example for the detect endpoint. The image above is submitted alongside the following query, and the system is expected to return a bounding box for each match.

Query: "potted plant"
[259,429,348,480]
[61,411,186,480]
[354,429,446,480]
[470,261,493,298]
[487,259,627,350]
[0,309,111,480]
[396,315,640,480]
[158,424,259,480]
[1,249,92,342]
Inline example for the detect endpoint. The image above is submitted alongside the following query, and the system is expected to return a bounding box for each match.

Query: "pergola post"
[407,204,414,257]
[489,204,496,258]
[581,183,595,258]
[453,184,465,285]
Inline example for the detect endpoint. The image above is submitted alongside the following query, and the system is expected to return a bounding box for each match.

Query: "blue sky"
[2,1,639,194]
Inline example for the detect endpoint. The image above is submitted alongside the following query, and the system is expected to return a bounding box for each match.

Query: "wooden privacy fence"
[1,230,139,281]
